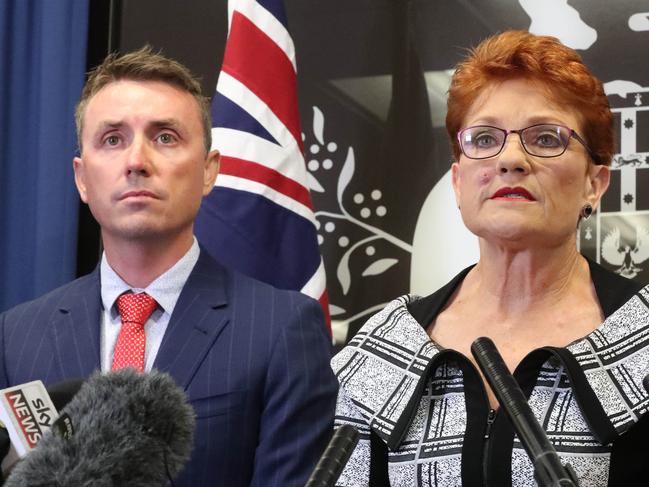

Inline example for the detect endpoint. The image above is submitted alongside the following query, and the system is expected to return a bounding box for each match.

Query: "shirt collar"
[100,237,200,316]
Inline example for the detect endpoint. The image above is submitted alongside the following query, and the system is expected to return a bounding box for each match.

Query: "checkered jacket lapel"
[332,295,443,449]
[566,285,649,438]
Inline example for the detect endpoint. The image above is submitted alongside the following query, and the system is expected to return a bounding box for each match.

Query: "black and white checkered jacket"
[332,263,649,486]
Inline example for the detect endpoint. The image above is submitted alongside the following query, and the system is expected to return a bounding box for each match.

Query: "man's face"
[74,80,219,246]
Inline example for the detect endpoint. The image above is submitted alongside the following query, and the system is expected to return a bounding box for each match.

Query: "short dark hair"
[75,46,212,152]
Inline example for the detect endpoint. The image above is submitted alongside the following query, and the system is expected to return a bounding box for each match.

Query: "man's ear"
[73,156,89,203]
[586,163,610,212]
[202,149,220,195]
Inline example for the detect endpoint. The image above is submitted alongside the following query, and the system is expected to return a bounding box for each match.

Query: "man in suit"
[0,48,338,486]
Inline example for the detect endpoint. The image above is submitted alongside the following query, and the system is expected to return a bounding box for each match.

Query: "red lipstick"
[490,187,535,201]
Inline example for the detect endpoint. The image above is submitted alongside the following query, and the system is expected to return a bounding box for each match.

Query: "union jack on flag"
[194,0,330,329]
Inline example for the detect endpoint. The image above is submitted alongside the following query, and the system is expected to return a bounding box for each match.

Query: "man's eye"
[104,135,120,146]
[158,133,176,144]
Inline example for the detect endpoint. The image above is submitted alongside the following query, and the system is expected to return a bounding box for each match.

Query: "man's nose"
[496,133,531,175]
[125,137,151,175]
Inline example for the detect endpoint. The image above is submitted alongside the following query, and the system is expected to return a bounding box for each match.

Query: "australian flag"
[194,0,330,328]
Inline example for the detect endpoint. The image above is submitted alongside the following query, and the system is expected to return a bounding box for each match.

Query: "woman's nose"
[496,133,531,174]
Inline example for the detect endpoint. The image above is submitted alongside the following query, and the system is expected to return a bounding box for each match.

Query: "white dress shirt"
[99,238,200,372]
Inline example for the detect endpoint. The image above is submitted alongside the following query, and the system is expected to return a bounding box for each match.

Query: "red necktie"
[112,293,157,372]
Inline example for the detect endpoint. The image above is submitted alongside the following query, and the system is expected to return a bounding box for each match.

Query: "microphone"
[471,337,578,487]
[0,378,84,482]
[4,369,195,487]
[644,374,649,394]
[0,430,9,465]
[46,379,84,412]
[304,424,359,487]
[0,380,61,474]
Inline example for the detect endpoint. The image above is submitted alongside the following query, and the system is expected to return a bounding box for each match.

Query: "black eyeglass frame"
[456,123,599,163]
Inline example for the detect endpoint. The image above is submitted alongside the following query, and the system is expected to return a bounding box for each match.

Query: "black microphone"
[304,424,359,487]
[4,369,195,487]
[471,337,579,487]
[0,430,9,465]
[46,379,85,412]
[643,374,649,394]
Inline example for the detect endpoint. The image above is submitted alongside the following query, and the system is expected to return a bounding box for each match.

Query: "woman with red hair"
[332,31,649,486]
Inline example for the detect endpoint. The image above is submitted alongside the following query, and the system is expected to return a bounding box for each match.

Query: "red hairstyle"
[446,31,612,165]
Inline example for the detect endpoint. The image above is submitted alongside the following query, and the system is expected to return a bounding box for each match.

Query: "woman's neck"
[464,239,588,316]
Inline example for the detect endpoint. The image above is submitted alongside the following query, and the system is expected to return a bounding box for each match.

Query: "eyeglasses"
[457,124,597,161]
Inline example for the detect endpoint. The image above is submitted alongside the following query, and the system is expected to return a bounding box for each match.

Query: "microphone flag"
[194,0,331,331]
[0,381,58,472]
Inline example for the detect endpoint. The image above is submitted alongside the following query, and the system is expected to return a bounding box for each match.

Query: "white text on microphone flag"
[0,381,58,470]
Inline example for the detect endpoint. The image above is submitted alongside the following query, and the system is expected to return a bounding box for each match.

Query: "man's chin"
[102,224,177,243]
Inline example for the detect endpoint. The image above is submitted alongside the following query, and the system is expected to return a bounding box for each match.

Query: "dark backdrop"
[75,0,649,342]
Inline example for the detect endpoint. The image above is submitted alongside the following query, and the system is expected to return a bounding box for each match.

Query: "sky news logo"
[4,386,56,449]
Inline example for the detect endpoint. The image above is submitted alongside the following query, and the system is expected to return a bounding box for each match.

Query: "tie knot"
[117,293,157,326]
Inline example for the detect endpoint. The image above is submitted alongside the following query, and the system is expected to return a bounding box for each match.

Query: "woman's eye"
[536,133,562,147]
[475,133,498,147]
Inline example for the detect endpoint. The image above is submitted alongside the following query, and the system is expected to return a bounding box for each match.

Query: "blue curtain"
[0,0,89,312]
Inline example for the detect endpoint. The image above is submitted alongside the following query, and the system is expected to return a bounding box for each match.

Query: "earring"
[580,203,593,220]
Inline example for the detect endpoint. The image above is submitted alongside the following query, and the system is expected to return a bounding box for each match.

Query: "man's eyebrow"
[96,121,124,131]
[88,121,123,140]
[149,119,184,130]
[91,119,185,137]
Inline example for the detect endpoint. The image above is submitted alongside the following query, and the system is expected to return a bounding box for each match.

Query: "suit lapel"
[153,250,230,389]
[49,270,102,380]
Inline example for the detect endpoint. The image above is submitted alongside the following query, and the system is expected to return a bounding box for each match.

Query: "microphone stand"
[304,424,359,487]
[471,337,579,487]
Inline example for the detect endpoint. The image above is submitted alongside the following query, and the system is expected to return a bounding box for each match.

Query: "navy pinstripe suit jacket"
[0,249,338,486]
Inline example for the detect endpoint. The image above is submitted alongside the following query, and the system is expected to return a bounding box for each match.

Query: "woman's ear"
[586,163,610,211]
[451,161,461,208]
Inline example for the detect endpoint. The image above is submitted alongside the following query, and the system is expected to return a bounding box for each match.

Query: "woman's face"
[451,78,610,249]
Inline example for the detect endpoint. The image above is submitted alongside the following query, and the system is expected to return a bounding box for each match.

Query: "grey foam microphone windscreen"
[5,369,195,487]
